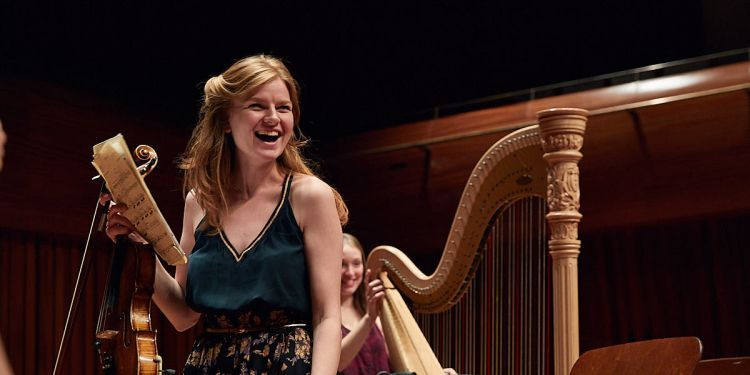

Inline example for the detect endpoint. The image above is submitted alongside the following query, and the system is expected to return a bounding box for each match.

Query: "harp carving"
[367,108,588,375]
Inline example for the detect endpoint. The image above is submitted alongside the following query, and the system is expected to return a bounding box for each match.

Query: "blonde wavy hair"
[179,55,348,231]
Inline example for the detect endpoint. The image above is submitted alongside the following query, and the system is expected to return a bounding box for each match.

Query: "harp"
[367,108,588,375]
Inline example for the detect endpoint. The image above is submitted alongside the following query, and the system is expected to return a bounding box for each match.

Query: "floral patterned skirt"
[184,310,312,375]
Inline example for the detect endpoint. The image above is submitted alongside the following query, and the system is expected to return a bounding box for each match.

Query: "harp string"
[414,196,549,374]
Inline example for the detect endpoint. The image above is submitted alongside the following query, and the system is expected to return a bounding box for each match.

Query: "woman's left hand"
[100,193,147,244]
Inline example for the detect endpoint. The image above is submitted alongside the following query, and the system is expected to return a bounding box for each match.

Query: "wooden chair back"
[570,337,702,375]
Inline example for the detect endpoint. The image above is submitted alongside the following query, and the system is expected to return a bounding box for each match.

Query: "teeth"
[256,131,279,136]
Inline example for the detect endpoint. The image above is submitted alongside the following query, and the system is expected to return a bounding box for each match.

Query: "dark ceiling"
[2,0,749,139]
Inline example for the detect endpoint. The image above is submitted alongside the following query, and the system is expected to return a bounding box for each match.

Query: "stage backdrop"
[2,66,750,373]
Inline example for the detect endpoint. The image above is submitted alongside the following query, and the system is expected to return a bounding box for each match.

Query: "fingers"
[106,223,133,242]
[104,203,135,242]
[369,291,385,304]
[366,278,385,309]
[365,271,386,318]
[106,203,131,224]
[365,278,384,299]
[366,291,384,319]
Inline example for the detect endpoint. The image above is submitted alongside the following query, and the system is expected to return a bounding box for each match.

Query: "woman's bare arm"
[293,176,343,375]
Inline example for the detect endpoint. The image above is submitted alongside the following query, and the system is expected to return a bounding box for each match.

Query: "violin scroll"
[134,144,158,177]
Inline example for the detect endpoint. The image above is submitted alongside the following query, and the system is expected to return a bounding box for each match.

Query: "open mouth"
[255,131,281,143]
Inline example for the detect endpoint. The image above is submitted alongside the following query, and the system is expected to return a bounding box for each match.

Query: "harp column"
[538,108,588,375]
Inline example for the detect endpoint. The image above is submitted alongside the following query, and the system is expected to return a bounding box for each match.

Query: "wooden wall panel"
[578,111,644,171]
[582,144,750,230]
[636,90,750,159]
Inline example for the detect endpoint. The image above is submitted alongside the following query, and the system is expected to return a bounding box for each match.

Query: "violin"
[53,144,170,374]
[95,239,162,374]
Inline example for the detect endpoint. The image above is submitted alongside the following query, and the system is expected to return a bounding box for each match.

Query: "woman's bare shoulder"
[289,174,336,227]
[183,190,205,231]
[290,174,334,201]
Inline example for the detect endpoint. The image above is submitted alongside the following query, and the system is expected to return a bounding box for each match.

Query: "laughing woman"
[105,55,347,374]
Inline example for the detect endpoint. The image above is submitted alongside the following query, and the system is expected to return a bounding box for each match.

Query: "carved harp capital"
[538,108,588,215]
[538,108,588,154]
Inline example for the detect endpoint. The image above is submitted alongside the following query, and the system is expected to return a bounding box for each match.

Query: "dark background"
[2,0,748,140]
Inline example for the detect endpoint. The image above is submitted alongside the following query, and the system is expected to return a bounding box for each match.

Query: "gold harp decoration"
[367,108,588,374]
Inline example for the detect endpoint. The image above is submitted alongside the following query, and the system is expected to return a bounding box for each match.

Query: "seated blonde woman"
[339,233,456,375]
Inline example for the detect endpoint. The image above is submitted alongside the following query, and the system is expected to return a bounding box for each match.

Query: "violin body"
[96,239,161,374]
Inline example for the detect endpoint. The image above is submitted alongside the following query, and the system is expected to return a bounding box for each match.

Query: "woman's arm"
[105,192,202,331]
[153,192,202,331]
[339,270,385,370]
[294,176,343,375]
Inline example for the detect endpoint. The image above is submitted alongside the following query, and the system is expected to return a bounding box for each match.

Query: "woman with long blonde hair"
[105,55,346,374]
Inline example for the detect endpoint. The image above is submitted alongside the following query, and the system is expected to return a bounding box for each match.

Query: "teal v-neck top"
[185,174,311,322]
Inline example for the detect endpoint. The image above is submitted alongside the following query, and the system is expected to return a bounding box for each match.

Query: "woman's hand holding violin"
[99,193,146,244]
